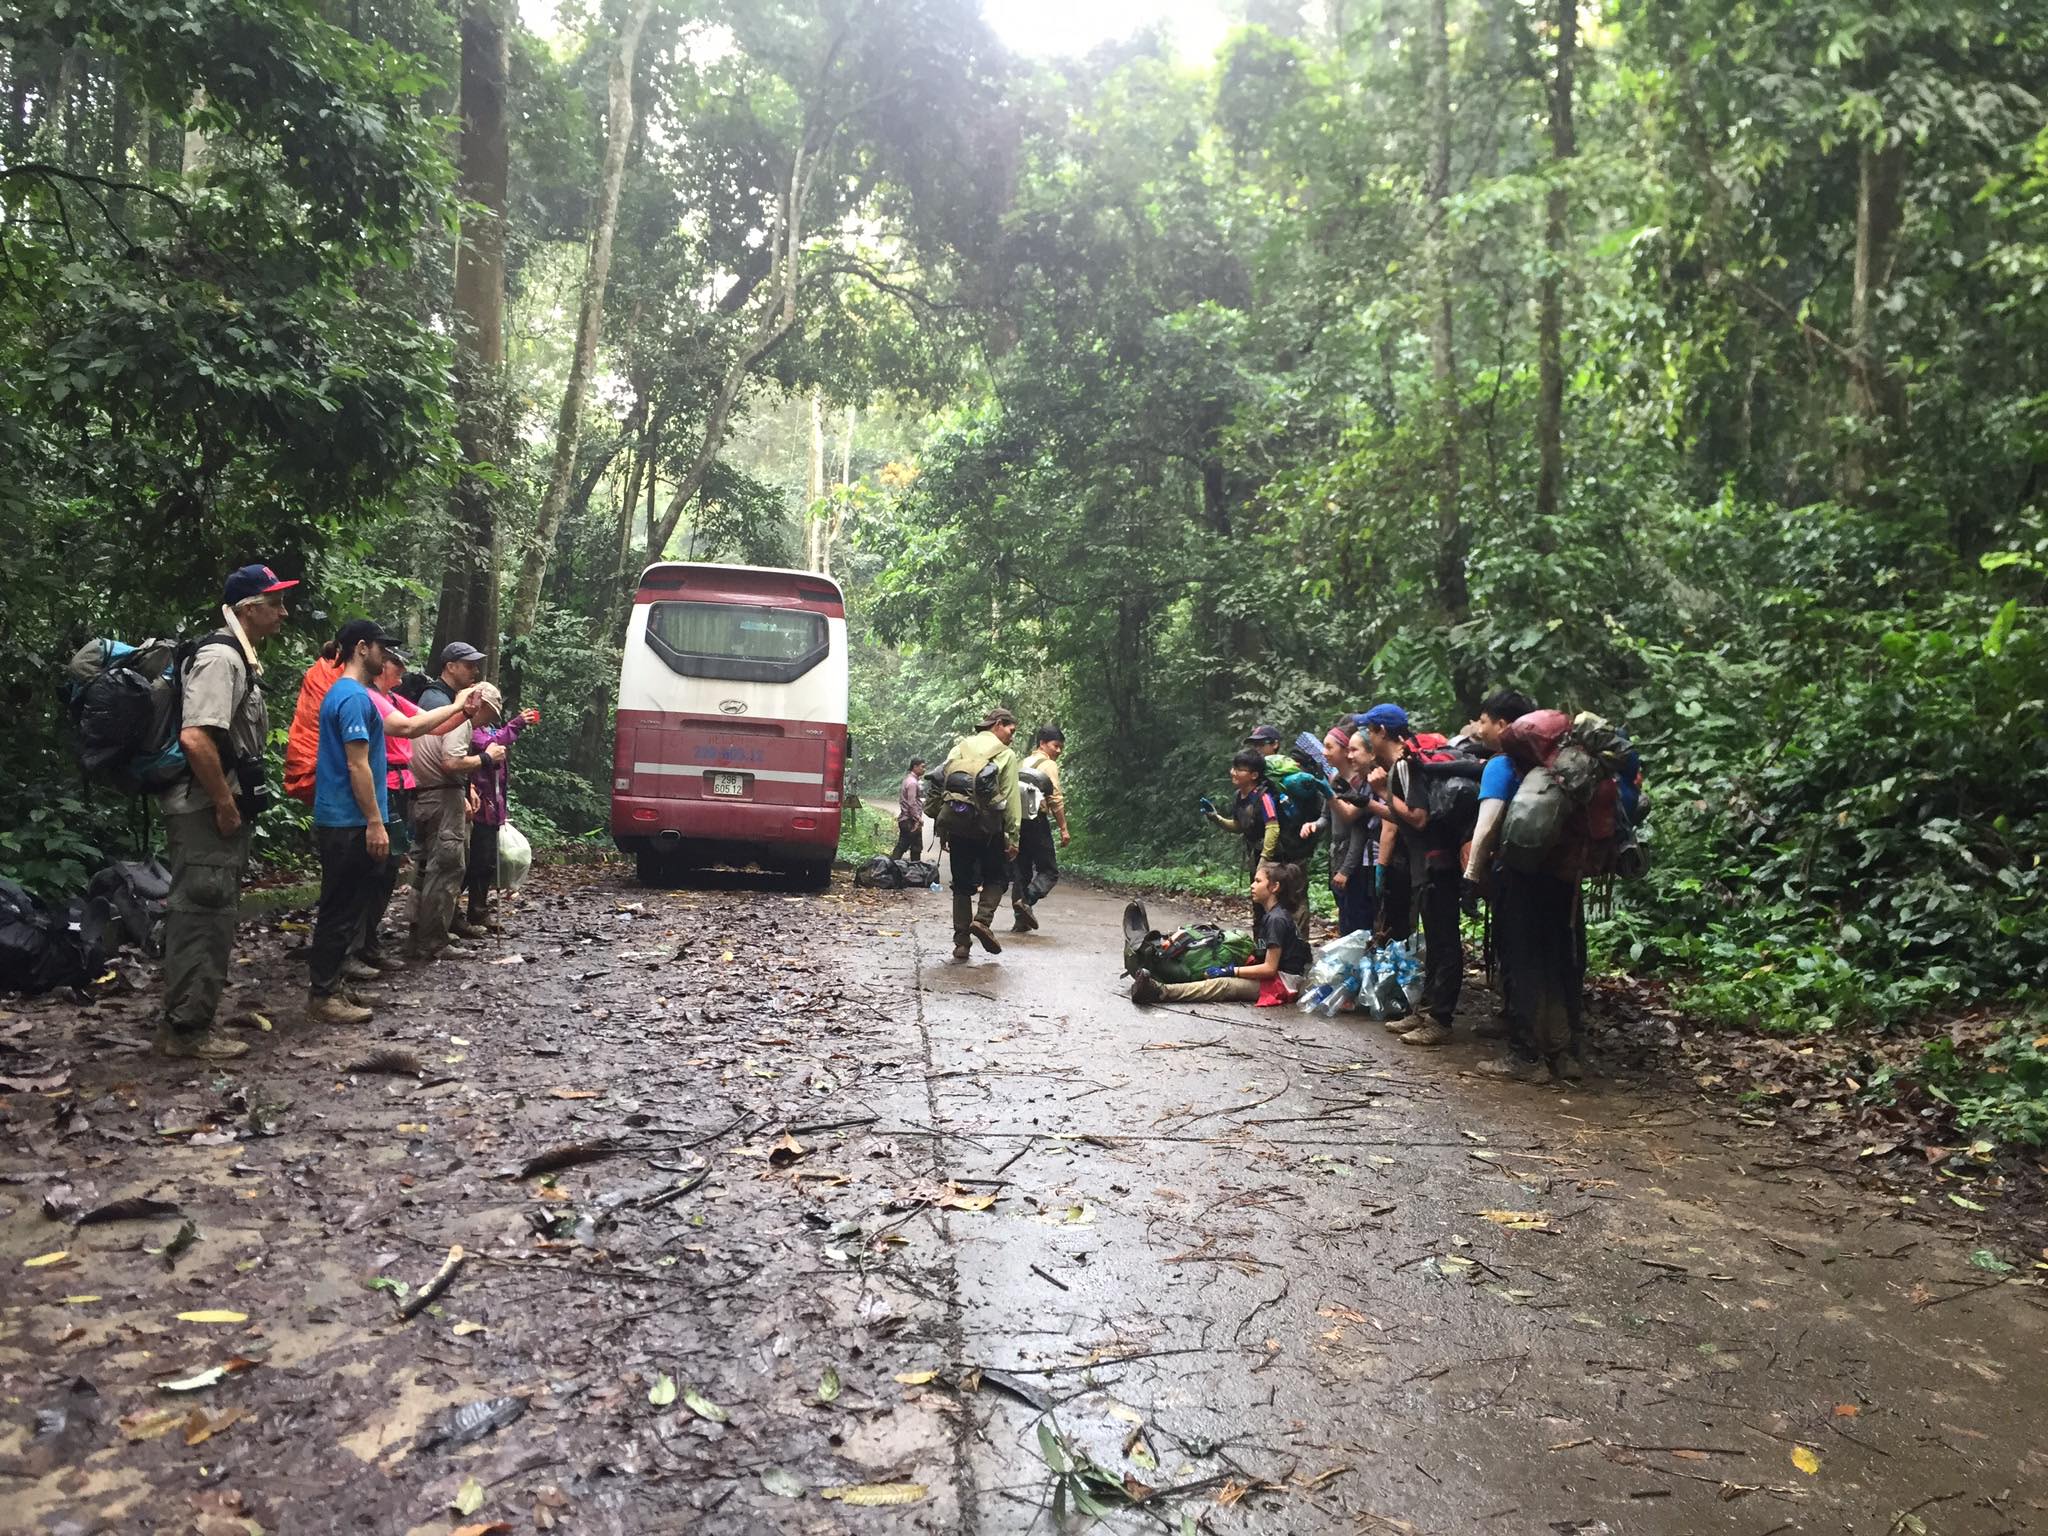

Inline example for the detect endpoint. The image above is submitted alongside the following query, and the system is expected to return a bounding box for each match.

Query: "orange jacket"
[283,656,343,805]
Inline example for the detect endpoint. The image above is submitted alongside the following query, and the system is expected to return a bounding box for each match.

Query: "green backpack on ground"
[1122,901,1255,983]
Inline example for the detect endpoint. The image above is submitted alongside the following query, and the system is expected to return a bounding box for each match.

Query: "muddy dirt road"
[3,864,2044,1534]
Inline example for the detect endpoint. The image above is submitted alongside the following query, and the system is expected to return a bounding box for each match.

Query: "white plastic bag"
[496,821,533,890]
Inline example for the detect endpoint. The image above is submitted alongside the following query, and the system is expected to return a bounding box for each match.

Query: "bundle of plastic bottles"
[1297,930,1426,1020]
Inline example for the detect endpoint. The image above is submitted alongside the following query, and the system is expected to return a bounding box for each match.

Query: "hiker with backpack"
[350,654,425,976]
[284,640,344,806]
[1458,688,1554,1082]
[928,707,1023,962]
[1129,860,1311,1009]
[1360,702,1472,1048]
[151,564,295,1060]
[415,641,486,712]
[1326,722,1381,936]
[1010,724,1070,932]
[307,622,482,1025]
[1203,749,1313,939]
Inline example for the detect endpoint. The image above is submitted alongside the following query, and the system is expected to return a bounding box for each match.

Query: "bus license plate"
[711,773,747,797]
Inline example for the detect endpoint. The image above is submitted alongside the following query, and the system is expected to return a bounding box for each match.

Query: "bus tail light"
[824,734,843,803]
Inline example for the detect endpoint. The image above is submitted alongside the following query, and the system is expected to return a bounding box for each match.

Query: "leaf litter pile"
[0,865,972,1531]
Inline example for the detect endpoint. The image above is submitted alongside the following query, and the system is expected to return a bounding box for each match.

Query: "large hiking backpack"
[1502,709,1572,770]
[394,669,436,705]
[65,634,244,794]
[1406,735,1484,852]
[0,877,109,996]
[1501,765,1569,871]
[1017,761,1053,823]
[925,735,1011,842]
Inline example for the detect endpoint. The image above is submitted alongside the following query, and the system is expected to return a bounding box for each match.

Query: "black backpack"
[88,858,173,957]
[0,877,110,996]
[64,634,246,794]
[1408,745,1485,853]
[394,670,436,705]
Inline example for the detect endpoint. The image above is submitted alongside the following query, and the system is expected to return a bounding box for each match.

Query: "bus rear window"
[644,601,829,684]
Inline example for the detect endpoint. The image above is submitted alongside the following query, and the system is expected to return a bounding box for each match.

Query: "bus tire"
[791,861,833,893]
[635,849,675,887]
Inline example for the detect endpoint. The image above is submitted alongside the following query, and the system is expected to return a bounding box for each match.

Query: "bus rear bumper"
[610,796,842,861]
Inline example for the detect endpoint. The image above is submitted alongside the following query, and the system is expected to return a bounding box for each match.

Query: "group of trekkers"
[1133,691,1645,1087]
[902,709,1071,962]
[153,564,535,1061]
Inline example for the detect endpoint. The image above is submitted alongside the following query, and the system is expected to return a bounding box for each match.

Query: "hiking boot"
[451,920,488,941]
[153,1027,249,1061]
[364,952,407,973]
[1130,973,1165,1007]
[1472,1015,1509,1041]
[1382,1014,1414,1034]
[306,992,373,1026]
[1553,1052,1586,1083]
[951,942,971,962]
[1399,1019,1453,1047]
[1011,903,1039,933]
[1475,1052,1549,1084]
[968,919,1002,955]
[341,957,382,983]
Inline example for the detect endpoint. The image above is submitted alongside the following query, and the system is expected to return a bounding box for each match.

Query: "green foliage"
[1864,1022,2048,1149]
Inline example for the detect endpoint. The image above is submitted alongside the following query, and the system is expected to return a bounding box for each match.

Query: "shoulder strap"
[181,633,253,709]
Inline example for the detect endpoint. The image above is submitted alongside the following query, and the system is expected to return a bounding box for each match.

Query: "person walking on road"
[308,622,479,1022]
[155,563,295,1060]
[1011,724,1070,932]
[891,757,928,860]
[934,708,1021,963]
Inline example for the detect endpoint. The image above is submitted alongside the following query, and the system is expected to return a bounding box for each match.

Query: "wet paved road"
[3,864,2044,1534]
[877,877,2048,1533]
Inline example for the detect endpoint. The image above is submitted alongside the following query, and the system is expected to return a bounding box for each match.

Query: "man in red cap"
[155,563,296,1060]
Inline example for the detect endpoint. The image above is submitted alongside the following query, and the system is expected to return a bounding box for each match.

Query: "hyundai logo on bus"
[718,699,748,715]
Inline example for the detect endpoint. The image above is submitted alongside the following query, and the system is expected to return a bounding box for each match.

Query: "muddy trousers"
[1496,867,1581,1059]
[160,809,253,1036]
[948,836,1008,945]
[890,818,924,860]
[409,786,468,956]
[1011,815,1058,909]
[310,826,383,998]
[1418,866,1463,1028]
[355,791,411,964]
[1152,975,1262,1005]
[465,822,499,924]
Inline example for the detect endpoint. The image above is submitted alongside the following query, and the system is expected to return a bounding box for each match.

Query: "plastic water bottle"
[929,880,940,893]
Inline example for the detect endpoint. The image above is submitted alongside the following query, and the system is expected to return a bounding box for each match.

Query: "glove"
[1204,965,1233,979]
[1459,876,1482,919]
[1198,796,1217,817]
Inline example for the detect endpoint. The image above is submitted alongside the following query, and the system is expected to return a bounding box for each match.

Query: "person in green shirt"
[936,707,1021,962]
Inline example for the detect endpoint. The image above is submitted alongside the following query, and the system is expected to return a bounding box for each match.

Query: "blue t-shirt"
[315,677,390,828]
[1479,752,1524,804]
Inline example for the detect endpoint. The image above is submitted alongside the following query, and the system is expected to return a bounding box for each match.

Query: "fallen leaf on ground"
[1791,1445,1821,1475]
[24,1250,69,1268]
[1949,1194,1987,1212]
[453,1320,487,1337]
[177,1310,248,1324]
[768,1132,806,1167]
[550,1088,601,1100]
[682,1387,728,1423]
[453,1476,486,1515]
[820,1484,927,1506]
[118,1408,186,1440]
[817,1366,841,1402]
[77,1195,181,1226]
[451,1525,511,1536]
[761,1467,806,1498]
[347,1048,422,1077]
[183,1407,245,1446]
[648,1374,676,1407]
[1833,1403,1860,1417]
[894,1369,938,1386]
[1477,1209,1553,1231]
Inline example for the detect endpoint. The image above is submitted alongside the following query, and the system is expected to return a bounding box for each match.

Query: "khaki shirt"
[1024,751,1066,824]
[409,728,478,791]
[159,631,269,816]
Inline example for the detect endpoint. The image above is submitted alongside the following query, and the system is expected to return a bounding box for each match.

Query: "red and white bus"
[610,563,849,888]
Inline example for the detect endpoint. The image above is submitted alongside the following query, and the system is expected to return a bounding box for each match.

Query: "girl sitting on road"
[1129,861,1311,1009]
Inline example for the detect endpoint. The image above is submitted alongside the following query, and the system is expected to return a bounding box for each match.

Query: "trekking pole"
[1483,894,1493,988]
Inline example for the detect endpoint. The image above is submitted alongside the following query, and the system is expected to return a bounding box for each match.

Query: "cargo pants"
[160,809,252,1035]
[948,835,1008,947]
[409,785,469,957]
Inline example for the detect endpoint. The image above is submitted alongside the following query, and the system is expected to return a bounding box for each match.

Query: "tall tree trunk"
[1533,0,1576,530]
[432,0,510,674]
[108,60,138,231]
[806,388,826,571]
[506,0,652,661]
[1423,0,1473,711]
[1844,135,1906,501]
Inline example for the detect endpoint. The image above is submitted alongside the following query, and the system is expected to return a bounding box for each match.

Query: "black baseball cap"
[335,619,406,665]
[1244,724,1282,744]
[438,641,486,667]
